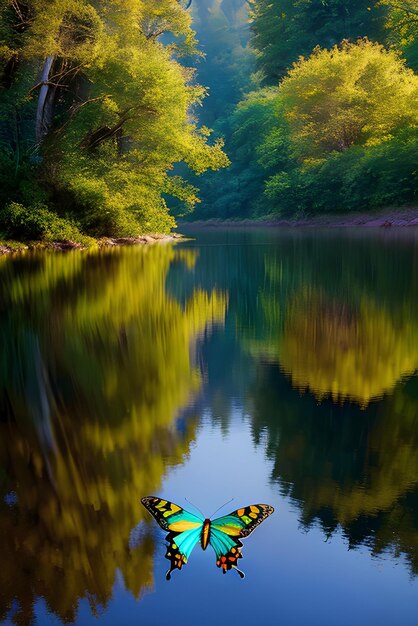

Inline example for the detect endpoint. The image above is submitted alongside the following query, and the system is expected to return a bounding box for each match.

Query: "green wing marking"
[141,496,203,580]
[142,497,274,579]
[210,503,274,577]
[141,496,203,529]
[214,503,274,537]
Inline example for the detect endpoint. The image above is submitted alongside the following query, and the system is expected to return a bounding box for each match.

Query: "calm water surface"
[1,228,418,625]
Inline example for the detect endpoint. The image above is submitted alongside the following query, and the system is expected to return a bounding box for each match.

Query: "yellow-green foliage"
[0,0,228,239]
[228,38,418,215]
[379,0,418,67]
[0,244,227,620]
[1,202,95,245]
[196,36,418,218]
[279,289,418,405]
[279,39,418,161]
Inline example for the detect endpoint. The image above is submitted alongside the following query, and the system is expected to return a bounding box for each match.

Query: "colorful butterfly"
[141,496,274,579]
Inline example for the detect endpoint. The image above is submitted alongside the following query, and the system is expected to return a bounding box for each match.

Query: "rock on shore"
[0,233,184,256]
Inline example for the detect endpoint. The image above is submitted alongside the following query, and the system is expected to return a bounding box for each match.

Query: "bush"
[0,202,95,245]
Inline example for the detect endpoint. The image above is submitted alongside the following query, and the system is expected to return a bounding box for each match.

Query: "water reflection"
[0,246,226,624]
[180,228,418,573]
[250,367,418,573]
[2,229,418,624]
[247,232,418,405]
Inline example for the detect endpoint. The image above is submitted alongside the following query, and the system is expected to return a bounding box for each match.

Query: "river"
[1,228,418,625]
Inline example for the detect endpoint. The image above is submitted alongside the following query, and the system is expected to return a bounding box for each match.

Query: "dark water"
[1,228,418,626]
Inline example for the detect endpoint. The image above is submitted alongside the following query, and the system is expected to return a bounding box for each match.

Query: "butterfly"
[141,496,274,579]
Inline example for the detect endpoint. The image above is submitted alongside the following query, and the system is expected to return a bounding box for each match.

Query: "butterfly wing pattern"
[141,496,204,580]
[211,504,274,577]
[141,497,274,579]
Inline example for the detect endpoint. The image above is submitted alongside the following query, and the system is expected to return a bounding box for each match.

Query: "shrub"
[0,202,95,245]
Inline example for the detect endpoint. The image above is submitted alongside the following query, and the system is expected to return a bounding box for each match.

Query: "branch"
[80,105,158,151]
[29,64,84,94]
[30,80,67,93]
[146,28,167,40]
[10,0,25,22]
[10,0,33,30]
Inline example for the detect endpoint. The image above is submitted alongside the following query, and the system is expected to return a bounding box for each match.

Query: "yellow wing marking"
[250,506,259,514]
[168,520,202,532]
[163,504,181,517]
[214,524,242,536]
[155,500,167,510]
[237,508,245,517]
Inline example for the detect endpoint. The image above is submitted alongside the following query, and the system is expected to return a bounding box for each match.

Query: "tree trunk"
[35,55,55,145]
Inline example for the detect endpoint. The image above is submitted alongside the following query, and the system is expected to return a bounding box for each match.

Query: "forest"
[1,0,418,240]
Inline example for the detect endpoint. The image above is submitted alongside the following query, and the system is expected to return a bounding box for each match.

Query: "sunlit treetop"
[0,0,228,238]
[278,39,418,162]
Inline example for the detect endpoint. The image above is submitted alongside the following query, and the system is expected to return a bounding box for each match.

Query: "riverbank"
[3,206,418,256]
[181,207,418,229]
[0,233,184,256]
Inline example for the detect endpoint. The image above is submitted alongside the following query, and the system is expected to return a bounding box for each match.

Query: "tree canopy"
[250,0,388,82]
[278,40,418,161]
[0,0,228,241]
[379,0,418,68]
[191,9,418,220]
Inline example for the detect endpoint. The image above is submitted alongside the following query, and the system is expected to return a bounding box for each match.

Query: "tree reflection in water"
[0,246,226,625]
[251,367,418,573]
[245,232,418,575]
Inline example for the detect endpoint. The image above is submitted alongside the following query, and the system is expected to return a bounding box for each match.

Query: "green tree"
[251,0,387,82]
[191,87,279,218]
[263,40,418,214]
[190,0,253,126]
[379,0,418,68]
[0,0,228,241]
[278,40,418,161]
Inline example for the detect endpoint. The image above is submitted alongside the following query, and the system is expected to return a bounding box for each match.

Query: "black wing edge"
[238,503,274,538]
[164,532,188,580]
[141,495,170,530]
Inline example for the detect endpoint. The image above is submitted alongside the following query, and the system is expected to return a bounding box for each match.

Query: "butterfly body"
[201,519,211,550]
[141,496,274,579]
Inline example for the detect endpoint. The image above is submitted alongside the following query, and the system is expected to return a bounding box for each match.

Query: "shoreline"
[0,233,184,257]
[3,206,418,256]
[180,207,418,229]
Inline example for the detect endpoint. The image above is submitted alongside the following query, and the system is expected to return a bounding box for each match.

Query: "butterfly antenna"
[209,498,234,519]
[185,497,205,518]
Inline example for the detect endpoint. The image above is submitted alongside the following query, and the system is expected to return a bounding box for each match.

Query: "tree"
[261,40,418,214]
[278,39,418,161]
[189,0,254,126]
[191,87,279,218]
[250,0,388,82]
[0,0,229,240]
[379,0,418,68]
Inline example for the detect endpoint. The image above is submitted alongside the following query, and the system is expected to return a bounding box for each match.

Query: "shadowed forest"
[1,1,418,242]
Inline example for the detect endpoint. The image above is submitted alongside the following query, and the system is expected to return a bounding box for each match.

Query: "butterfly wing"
[210,504,274,577]
[141,496,203,530]
[141,496,203,579]
[164,527,203,580]
[210,527,244,577]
